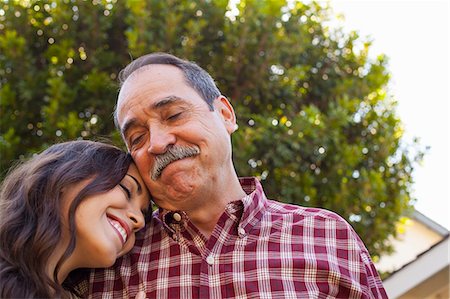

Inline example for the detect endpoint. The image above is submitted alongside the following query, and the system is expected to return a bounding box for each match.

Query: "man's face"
[116,64,236,211]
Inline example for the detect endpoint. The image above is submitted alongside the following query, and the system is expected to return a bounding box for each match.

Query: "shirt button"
[173,212,182,222]
[206,255,214,265]
[238,227,246,237]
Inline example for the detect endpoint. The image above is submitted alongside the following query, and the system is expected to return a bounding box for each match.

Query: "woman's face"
[62,163,150,269]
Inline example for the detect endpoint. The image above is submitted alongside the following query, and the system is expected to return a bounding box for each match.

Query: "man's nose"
[147,126,176,155]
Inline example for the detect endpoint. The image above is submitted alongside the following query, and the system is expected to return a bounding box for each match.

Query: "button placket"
[206,255,214,265]
[166,212,184,243]
[173,212,182,222]
[238,226,246,238]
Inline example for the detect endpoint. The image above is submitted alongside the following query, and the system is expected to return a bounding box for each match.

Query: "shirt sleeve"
[347,221,388,299]
[357,236,388,298]
[310,208,388,299]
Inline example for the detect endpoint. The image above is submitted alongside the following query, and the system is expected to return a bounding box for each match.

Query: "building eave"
[383,235,450,298]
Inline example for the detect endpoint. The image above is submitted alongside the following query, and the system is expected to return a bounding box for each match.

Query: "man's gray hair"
[114,53,221,128]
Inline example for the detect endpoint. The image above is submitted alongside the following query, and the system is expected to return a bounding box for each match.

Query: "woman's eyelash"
[119,184,131,199]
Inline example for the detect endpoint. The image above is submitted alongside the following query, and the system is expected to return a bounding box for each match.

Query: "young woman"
[0,140,150,298]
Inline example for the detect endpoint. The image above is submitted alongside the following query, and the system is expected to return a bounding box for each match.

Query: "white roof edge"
[413,209,449,236]
[383,236,450,298]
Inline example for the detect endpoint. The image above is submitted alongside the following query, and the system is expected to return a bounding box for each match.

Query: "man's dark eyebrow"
[152,95,187,109]
[126,174,142,194]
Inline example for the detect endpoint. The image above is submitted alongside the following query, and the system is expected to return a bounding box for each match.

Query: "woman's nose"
[128,208,145,231]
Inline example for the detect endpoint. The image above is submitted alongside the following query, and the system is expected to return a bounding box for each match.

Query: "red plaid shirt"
[76,177,387,298]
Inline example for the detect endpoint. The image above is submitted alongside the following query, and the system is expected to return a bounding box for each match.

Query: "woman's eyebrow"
[126,174,142,194]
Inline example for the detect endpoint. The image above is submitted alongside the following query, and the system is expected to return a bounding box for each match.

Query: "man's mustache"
[151,145,200,180]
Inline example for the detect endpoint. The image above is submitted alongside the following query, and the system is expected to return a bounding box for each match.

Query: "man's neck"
[184,176,246,239]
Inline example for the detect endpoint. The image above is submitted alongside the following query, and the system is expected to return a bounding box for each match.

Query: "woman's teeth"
[108,218,127,243]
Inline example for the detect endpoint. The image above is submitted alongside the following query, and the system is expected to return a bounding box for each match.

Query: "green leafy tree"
[0,0,422,260]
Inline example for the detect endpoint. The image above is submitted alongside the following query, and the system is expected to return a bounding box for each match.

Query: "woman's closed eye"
[119,183,131,200]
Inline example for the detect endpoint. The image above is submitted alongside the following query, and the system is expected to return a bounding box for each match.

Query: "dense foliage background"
[0,0,422,261]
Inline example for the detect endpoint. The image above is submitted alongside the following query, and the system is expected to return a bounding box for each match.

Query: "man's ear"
[213,96,237,134]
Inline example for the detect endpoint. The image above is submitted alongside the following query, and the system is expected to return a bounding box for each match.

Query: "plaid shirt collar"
[156,177,266,238]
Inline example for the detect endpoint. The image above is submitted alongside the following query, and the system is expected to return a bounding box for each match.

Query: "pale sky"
[327,0,449,229]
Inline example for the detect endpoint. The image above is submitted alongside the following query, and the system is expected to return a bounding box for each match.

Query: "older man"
[78,53,387,298]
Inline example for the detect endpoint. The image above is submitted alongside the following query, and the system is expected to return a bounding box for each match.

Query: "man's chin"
[154,171,197,197]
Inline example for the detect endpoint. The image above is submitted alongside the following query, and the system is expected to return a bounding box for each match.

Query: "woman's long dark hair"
[0,140,132,298]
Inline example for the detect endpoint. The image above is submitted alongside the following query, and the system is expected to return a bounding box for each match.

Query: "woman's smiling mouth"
[107,215,130,244]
